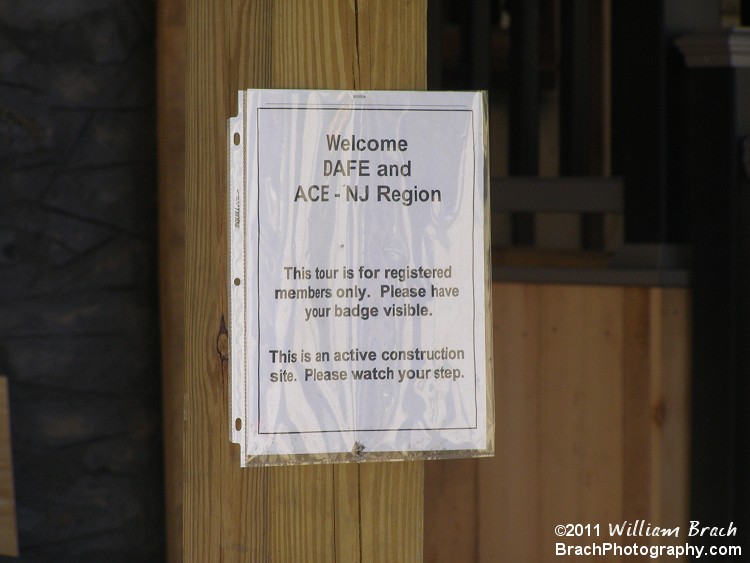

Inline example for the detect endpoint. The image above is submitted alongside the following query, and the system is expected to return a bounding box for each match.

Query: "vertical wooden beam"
[678,28,750,551]
[471,0,491,90]
[611,1,667,244]
[427,0,444,89]
[157,0,186,561]
[685,63,741,539]
[0,377,19,557]
[508,0,541,245]
[424,458,478,562]
[559,0,593,177]
[612,0,719,245]
[508,0,540,176]
[182,1,425,561]
[559,0,606,249]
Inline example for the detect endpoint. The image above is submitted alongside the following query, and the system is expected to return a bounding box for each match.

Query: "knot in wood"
[216,315,229,362]
[652,399,666,427]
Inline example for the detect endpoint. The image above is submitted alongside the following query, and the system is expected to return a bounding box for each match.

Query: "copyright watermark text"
[553,520,741,559]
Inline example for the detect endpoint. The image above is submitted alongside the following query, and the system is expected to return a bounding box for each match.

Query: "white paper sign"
[229,90,493,466]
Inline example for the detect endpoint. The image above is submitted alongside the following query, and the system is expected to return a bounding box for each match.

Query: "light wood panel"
[486,281,543,561]
[648,289,691,545]
[181,1,426,561]
[0,376,19,557]
[426,282,691,562]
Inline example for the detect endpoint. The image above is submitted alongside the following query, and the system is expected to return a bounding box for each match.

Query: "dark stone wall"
[0,2,164,561]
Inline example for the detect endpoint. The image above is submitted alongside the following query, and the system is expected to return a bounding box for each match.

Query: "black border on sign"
[253,105,479,436]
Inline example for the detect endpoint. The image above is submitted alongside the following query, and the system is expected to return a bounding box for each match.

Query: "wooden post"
[182,1,426,560]
[157,0,186,561]
[0,377,19,557]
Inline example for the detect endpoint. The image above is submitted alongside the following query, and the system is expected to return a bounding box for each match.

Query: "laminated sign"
[228,89,494,466]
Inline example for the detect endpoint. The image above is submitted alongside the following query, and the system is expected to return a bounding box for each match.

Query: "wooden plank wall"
[0,376,19,557]
[425,282,691,562]
[174,1,426,561]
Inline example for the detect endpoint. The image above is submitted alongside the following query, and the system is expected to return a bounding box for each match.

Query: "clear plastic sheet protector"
[228,89,494,467]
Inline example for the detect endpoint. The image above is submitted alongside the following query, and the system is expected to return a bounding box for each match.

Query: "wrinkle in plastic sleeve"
[228,89,494,467]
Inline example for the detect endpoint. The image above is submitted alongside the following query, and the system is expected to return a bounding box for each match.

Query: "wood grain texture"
[622,287,652,524]
[360,461,424,562]
[427,283,691,562]
[183,1,426,561]
[480,282,542,562]
[0,377,19,557]
[157,0,186,560]
[649,289,691,544]
[424,458,478,562]
[354,0,427,90]
[535,285,625,557]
